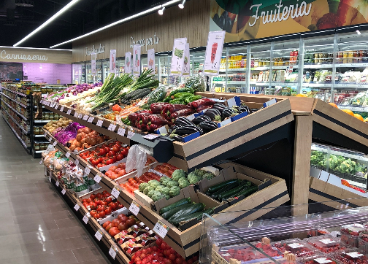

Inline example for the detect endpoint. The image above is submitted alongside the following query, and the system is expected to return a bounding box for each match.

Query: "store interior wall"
[23,63,72,84]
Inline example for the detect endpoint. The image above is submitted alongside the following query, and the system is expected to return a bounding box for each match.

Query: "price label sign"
[108,124,116,131]
[61,189,66,195]
[55,180,59,187]
[95,229,103,241]
[129,201,141,216]
[109,246,117,259]
[82,213,90,224]
[67,109,72,115]
[54,104,59,109]
[78,113,83,119]
[74,112,79,118]
[84,167,91,176]
[96,120,103,127]
[83,115,89,121]
[117,127,125,136]
[94,174,102,183]
[65,152,71,158]
[60,106,64,112]
[74,159,79,166]
[153,220,170,238]
[88,116,94,123]
[74,204,80,211]
[53,141,58,147]
[127,131,135,139]
[111,187,120,199]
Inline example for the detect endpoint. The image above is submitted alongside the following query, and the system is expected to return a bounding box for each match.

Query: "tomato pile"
[105,156,156,180]
[130,238,198,264]
[120,171,160,194]
[153,163,179,178]
[81,190,124,219]
[79,141,129,168]
[102,214,140,237]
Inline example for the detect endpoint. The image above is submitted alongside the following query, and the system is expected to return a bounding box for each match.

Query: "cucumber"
[235,185,258,198]
[209,181,240,200]
[159,198,191,215]
[170,208,214,226]
[218,181,251,201]
[207,179,240,194]
[196,208,214,221]
[168,203,205,224]
[161,204,193,220]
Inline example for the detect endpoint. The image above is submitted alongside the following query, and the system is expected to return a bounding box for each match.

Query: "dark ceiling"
[0,0,170,49]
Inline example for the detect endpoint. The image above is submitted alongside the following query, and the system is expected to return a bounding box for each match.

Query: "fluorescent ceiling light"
[50,0,181,48]
[178,0,186,9]
[14,0,81,47]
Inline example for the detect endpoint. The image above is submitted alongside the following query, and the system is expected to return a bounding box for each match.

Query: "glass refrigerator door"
[96,60,103,82]
[302,36,334,101]
[249,43,271,95]
[223,47,247,93]
[102,60,109,82]
[158,55,169,84]
[80,63,86,84]
[116,58,125,75]
[334,32,368,117]
[72,64,82,84]
[86,62,93,84]
[269,40,300,96]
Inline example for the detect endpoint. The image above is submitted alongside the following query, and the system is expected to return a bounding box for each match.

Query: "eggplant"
[192,115,211,125]
[173,125,202,136]
[213,103,226,112]
[238,105,251,113]
[175,117,194,127]
[205,108,222,121]
[222,108,234,119]
[198,121,218,133]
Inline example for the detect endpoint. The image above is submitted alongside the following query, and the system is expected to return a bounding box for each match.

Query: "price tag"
[53,141,58,147]
[60,106,64,112]
[288,243,303,249]
[84,167,91,176]
[54,103,59,109]
[95,229,103,241]
[263,98,277,108]
[82,213,90,224]
[55,180,59,187]
[65,152,71,158]
[153,220,170,238]
[320,239,334,244]
[94,174,102,183]
[129,201,141,216]
[78,113,82,119]
[74,159,79,166]
[83,115,89,121]
[74,112,79,118]
[127,131,135,139]
[314,258,332,264]
[346,252,363,258]
[96,120,103,127]
[111,187,120,199]
[117,127,126,136]
[88,116,94,123]
[67,109,72,115]
[109,246,117,259]
[74,204,80,211]
[108,124,116,131]
[61,189,66,195]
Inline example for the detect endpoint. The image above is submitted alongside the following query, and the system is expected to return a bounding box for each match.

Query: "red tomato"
[102,221,111,228]
[90,210,97,218]
[121,148,128,157]
[97,205,104,212]
[98,211,105,218]
[105,197,112,203]
[175,258,183,264]
[90,194,96,200]
[109,202,117,210]
[109,227,120,236]
[116,153,124,161]
[90,202,97,210]
[112,145,120,152]
[104,207,112,215]
[105,223,112,231]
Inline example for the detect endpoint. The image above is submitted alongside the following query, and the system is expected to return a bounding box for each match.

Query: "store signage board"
[110,50,116,74]
[183,43,191,76]
[147,48,155,74]
[91,53,97,76]
[86,44,105,56]
[125,52,132,74]
[204,31,225,76]
[170,38,187,76]
[133,45,141,76]
[130,33,160,50]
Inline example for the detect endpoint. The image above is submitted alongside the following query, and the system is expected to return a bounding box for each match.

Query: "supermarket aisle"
[0,113,110,264]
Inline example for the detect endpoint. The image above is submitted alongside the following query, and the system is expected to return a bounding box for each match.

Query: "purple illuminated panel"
[23,63,71,84]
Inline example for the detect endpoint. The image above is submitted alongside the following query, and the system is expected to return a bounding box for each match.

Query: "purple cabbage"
[54,122,85,145]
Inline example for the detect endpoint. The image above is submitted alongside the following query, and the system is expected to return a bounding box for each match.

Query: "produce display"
[105,156,156,180]
[79,141,130,168]
[205,179,258,202]
[273,239,317,257]
[333,250,368,264]
[43,117,72,133]
[81,190,124,220]
[50,83,102,105]
[306,235,345,253]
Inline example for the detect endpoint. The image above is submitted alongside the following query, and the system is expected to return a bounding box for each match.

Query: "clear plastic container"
[332,248,368,264]
[302,253,339,264]
[305,235,345,254]
[273,238,318,258]
[341,224,366,248]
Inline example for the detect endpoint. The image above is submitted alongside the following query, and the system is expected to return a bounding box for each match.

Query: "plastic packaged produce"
[273,239,317,257]
[305,235,344,253]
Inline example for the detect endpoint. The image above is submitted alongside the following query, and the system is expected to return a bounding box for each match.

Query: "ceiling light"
[50,0,182,48]
[158,6,165,15]
[13,0,81,47]
[356,30,361,35]
[178,0,186,9]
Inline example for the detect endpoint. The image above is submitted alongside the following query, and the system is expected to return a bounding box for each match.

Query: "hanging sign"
[91,53,97,76]
[125,52,132,74]
[110,50,116,74]
[147,48,155,74]
[133,44,141,76]
[170,38,187,76]
[183,43,191,76]
[204,31,225,76]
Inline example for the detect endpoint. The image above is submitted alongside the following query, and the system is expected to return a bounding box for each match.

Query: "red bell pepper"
[147,123,158,133]
[128,112,139,124]
[150,103,170,114]
[147,114,170,126]
[190,98,215,109]
[170,108,194,123]
[162,104,191,120]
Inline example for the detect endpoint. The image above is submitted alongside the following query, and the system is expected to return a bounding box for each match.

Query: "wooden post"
[292,115,313,216]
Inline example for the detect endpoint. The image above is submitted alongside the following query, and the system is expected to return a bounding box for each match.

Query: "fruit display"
[341,224,367,247]
[120,170,161,193]
[303,255,339,264]
[79,141,130,168]
[273,239,317,257]
[105,156,156,180]
[47,83,102,105]
[332,249,368,264]
[43,117,72,133]
[81,190,124,220]
[102,214,140,237]
[306,235,344,253]
[205,179,258,202]
[66,126,109,152]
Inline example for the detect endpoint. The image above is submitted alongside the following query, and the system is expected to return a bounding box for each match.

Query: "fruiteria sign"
[1,50,48,61]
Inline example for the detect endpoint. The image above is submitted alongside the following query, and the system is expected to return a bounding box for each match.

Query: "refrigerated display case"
[72,63,85,84]
[116,58,125,75]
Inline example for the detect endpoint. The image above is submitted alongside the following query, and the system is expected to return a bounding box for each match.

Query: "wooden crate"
[169,98,294,171]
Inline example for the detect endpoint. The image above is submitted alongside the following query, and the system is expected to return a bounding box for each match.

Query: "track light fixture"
[158,6,165,15]
[178,0,186,9]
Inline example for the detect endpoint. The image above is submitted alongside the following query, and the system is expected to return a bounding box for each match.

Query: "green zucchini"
[207,179,240,194]
[168,203,205,224]
[218,181,252,201]
[159,198,191,215]
[196,208,214,221]
[161,203,193,219]
[169,88,194,97]
[235,185,258,198]
[170,208,214,226]
[209,181,241,200]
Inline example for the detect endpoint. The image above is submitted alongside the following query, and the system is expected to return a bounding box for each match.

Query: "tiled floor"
[0,113,110,264]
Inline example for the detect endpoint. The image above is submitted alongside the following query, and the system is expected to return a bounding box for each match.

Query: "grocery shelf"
[2,109,30,135]
[0,99,28,121]
[0,92,28,108]
[311,144,368,162]
[34,150,45,154]
[334,83,368,88]
[213,81,246,85]
[34,134,46,138]
[1,114,30,153]
[219,68,247,72]
[304,64,333,69]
